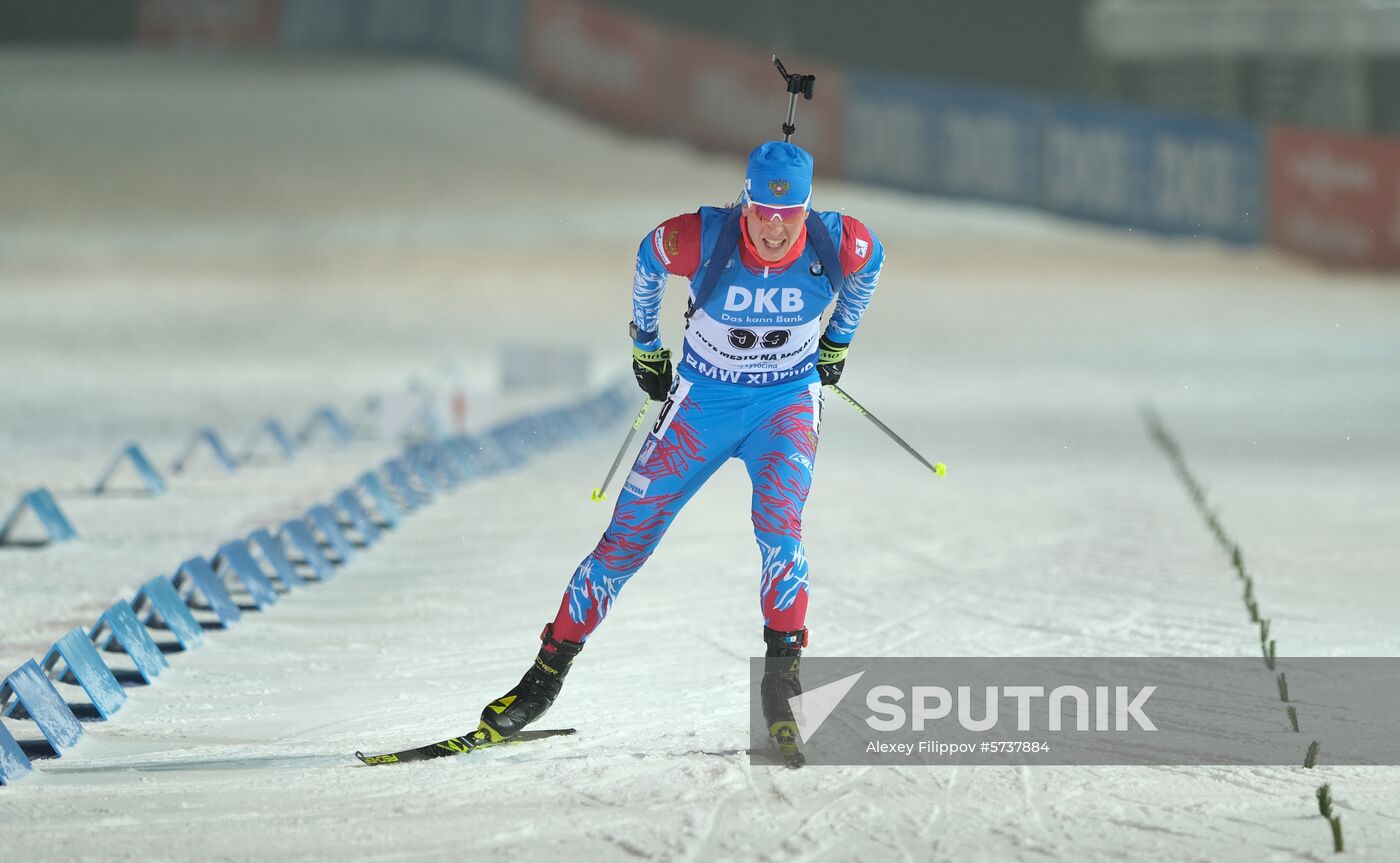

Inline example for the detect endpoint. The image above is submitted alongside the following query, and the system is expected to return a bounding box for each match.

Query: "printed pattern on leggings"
[550,379,819,642]
[745,388,819,631]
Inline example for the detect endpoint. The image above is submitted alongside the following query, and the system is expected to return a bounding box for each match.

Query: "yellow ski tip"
[590,488,606,502]
[357,752,399,764]
[933,462,947,477]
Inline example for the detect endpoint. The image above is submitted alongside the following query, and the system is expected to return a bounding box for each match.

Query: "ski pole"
[591,398,652,501]
[827,384,947,477]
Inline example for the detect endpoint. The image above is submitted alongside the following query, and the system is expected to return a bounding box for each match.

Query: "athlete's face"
[744,202,805,262]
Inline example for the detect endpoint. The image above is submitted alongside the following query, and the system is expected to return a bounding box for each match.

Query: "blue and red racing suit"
[548,205,884,642]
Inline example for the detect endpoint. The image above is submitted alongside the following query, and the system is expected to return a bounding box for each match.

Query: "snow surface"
[1,49,1398,861]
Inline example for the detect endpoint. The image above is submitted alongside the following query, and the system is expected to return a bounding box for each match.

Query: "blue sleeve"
[631,233,667,351]
[824,228,884,344]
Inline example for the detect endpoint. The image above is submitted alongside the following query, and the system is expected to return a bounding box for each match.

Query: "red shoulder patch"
[838,215,875,274]
[651,213,702,278]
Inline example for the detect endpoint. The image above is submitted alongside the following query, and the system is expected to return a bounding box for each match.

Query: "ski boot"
[476,623,583,745]
[761,626,807,768]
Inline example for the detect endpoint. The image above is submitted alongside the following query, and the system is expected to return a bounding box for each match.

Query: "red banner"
[526,0,670,135]
[136,0,279,48]
[1268,127,1400,269]
[670,34,845,175]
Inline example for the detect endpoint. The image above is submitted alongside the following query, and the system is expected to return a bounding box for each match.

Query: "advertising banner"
[670,34,845,172]
[135,0,278,48]
[526,0,669,135]
[1269,127,1400,268]
[845,73,1043,207]
[1142,112,1264,243]
[1043,101,1263,243]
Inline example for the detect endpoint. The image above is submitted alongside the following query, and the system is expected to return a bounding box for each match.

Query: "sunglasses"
[743,190,810,223]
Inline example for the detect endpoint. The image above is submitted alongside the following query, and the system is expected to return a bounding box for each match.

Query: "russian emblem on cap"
[769,179,790,197]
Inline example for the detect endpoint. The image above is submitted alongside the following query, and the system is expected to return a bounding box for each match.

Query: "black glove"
[632,345,673,401]
[816,335,848,386]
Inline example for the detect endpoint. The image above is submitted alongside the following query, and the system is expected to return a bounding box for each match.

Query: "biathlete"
[476,141,885,761]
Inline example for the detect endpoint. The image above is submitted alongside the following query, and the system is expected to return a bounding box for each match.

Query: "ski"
[696,746,804,768]
[354,728,577,766]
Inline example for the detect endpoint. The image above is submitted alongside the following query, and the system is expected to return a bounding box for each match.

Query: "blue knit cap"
[744,141,813,207]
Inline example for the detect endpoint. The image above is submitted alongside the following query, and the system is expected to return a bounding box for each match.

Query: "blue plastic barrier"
[410,443,449,488]
[486,424,527,468]
[299,406,353,446]
[307,505,355,561]
[249,528,306,590]
[439,438,465,474]
[93,443,168,495]
[405,448,442,496]
[332,489,380,547]
[89,601,168,683]
[213,541,280,609]
[0,384,626,786]
[382,459,425,511]
[173,557,241,627]
[430,442,458,484]
[442,439,474,482]
[134,576,205,650]
[241,418,297,462]
[0,720,31,784]
[357,471,403,528]
[461,434,507,477]
[437,441,469,484]
[440,438,472,480]
[40,628,127,720]
[172,427,239,474]
[279,519,335,580]
[0,487,77,546]
[0,660,83,754]
[411,444,457,491]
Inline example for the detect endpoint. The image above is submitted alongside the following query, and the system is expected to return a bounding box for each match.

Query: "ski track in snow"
[1,50,1398,862]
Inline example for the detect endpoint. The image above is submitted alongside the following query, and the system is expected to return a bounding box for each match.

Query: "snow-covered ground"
[1,50,1398,861]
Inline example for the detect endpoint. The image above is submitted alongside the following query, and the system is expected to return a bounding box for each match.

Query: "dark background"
[0,0,135,41]
[1,0,1394,133]
[601,0,1398,134]
[603,0,1097,97]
